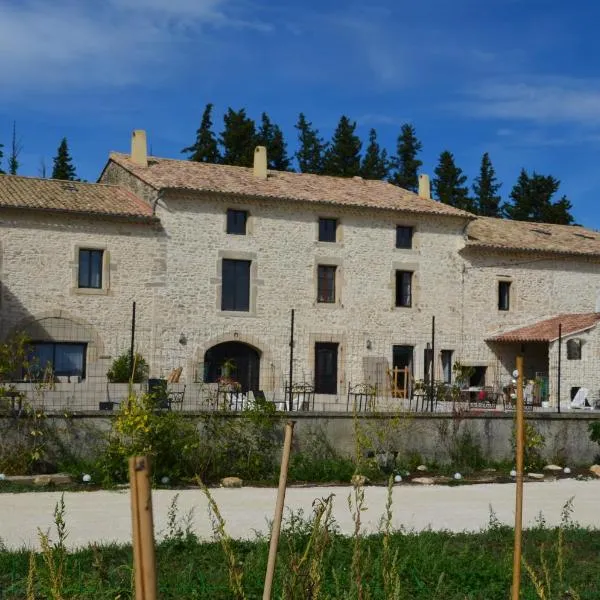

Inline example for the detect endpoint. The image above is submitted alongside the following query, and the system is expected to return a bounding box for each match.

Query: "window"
[317,265,336,303]
[315,342,338,394]
[392,345,413,393]
[469,366,487,387]
[319,218,337,242]
[498,281,511,311]
[396,226,413,249]
[28,342,86,379]
[567,339,582,360]
[78,249,103,289]
[222,259,251,311]
[395,271,412,307]
[226,209,248,235]
[441,350,453,384]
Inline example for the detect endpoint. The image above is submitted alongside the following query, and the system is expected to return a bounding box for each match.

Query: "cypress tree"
[360,128,389,180]
[294,113,326,174]
[219,108,257,167]
[389,124,423,192]
[51,138,77,181]
[0,143,4,175]
[323,115,362,177]
[433,151,473,211]
[472,152,502,216]
[503,169,574,224]
[181,103,220,163]
[8,122,21,176]
[256,113,291,171]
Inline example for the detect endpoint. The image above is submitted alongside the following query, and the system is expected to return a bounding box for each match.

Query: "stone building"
[1,130,600,409]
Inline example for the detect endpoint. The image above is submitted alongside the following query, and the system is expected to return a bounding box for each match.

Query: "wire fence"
[1,310,599,415]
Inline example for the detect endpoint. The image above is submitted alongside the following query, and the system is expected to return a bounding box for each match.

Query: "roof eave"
[0,204,159,224]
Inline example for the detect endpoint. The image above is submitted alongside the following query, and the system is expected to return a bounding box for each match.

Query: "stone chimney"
[131,130,148,167]
[254,146,267,179]
[418,174,431,199]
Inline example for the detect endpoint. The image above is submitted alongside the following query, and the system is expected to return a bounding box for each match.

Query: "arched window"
[566,339,582,361]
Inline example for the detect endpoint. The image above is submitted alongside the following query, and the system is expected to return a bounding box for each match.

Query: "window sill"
[72,287,109,296]
[220,310,257,318]
[315,241,344,248]
[315,302,343,308]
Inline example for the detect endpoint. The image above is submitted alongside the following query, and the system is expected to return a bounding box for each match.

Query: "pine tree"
[8,122,22,175]
[432,151,473,211]
[503,169,574,224]
[360,129,389,180]
[256,113,291,171]
[51,138,77,181]
[294,113,327,174]
[389,124,423,192]
[323,115,362,177]
[181,103,220,163]
[219,108,257,167]
[472,152,502,216]
[0,143,4,175]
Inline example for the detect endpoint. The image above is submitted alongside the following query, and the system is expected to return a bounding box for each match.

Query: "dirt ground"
[1,479,599,550]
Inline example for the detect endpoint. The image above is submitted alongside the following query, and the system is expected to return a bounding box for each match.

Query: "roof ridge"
[0,173,125,190]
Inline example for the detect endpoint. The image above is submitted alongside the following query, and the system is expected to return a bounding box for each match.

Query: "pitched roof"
[466,217,600,257]
[0,174,155,221]
[107,153,472,219]
[487,313,600,343]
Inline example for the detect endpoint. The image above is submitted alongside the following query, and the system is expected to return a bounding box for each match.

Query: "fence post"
[129,456,157,600]
[430,315,435,411]
[130,301,137,381]
[288,309,295,411]
[511,356,524,600]
[557,323,562,413]
[263,421,295,600]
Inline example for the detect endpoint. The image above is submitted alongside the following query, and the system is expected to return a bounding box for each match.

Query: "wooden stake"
[263,421,295,600]
[129,456,157,600]
[511,356,524,600]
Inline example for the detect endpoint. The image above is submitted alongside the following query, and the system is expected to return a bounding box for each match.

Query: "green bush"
[106,352,149,383]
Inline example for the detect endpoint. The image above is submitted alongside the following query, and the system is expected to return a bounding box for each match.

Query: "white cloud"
[461,78,600,125]
[0,0,271,97]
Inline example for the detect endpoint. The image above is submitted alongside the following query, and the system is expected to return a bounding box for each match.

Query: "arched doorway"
[203,341,261,392]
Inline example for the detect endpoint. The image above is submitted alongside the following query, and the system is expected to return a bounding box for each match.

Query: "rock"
[510,470,517,477]
[483,468,497,473]
[527,473,544,480]
[220,476,243,488]
[393,474,402,483]
[563,467,572,474]
[412,477,435,485]
[416,465,428,472]
[51,473,72,485]
[454,472,462,480]
[433,476,452,484]
[590,465,600,477]
[33,475,52,486]
[351,474,369,487]
[5,475,36,484]
[543,464,562,471]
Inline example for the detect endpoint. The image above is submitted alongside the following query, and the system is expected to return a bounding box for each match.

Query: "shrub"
[106,352,148,383]
[512,420,546,471]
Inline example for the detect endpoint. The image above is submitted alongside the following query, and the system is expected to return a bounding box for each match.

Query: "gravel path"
[1,480,599,550]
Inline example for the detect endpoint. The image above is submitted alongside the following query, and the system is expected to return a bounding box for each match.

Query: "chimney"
[131,130,148,167]
[254,146,267,179]
[418,174,431,199]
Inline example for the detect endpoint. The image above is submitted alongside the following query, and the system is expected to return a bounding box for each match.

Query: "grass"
[1,520,599,598]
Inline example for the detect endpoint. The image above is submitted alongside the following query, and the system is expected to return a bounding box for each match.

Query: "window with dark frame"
[78,249,103,289]
[27,342,87,379]
[317,265,336,303]
[566,339,582,360]
[226,209,248,235]
[498,281,511,311]
[221,259,251,311]
[395,270,412,307]
[314,342,338,394]
[318,218,337,242]
[441,350,453,384]
[396,226,413,249]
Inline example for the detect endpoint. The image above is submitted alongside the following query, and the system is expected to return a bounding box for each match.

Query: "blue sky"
[2,0,600,228]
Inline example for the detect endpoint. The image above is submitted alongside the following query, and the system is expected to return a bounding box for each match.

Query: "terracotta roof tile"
[0,174,155,220]
[108,153,473,219]
[487,313,600,343]
[466,217,600,257]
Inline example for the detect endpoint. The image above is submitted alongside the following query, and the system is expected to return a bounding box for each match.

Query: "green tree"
[0,143,4,175]
[503,169,574,224]
[51,138,77,181]
[389,123,423,192]
[294,113,327,174]
[472,152,502,216]
[256,113,291,171]
[181,102,220,163]
[360,128,389,180]
[323,115,362,177]
[433,150,473,211]
[8,122,22,175]
[219,108,257,167]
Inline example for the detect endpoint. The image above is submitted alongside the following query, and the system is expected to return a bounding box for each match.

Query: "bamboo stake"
[129,456,157,600]
[511,356,524,600]
[263,421,295,600]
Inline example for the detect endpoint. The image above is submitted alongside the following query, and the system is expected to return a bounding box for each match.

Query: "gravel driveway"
[1,479,599,550]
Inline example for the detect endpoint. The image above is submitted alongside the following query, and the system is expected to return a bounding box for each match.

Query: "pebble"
[527,473,544,480]
[412,477,435,485]
[416,465,428,472]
